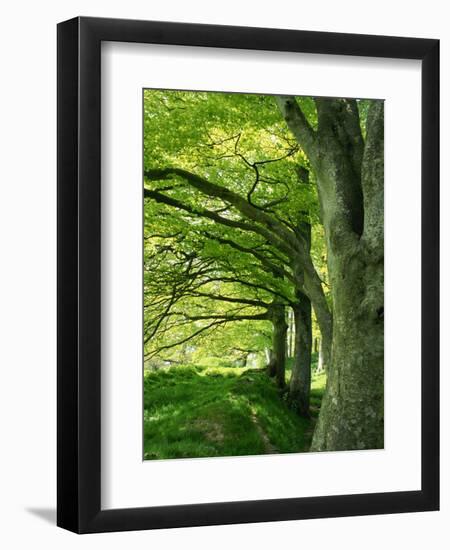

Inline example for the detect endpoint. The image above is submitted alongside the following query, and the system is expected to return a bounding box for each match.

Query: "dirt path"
[250,408,279,455]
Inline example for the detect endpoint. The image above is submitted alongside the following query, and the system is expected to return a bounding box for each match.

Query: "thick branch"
[275,96,318,165]
[144,187,294,257]
[186,312,269,322]
[144,167,304,257]
[203,276,292,304]
[189,291,269,308]
[204,232,292,280]
[314,98,364,237]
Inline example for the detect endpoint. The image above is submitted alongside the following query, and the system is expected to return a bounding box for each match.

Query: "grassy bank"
[143,365,326,460]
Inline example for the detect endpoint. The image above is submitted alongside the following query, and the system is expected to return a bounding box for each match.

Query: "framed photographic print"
[57,16,439,533]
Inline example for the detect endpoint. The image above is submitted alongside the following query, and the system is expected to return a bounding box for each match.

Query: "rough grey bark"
[289,291,312,416]
[277,96,384,451]
[311,100,384,451]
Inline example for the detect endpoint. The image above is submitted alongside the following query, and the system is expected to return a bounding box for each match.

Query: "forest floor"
[143,364,326,460]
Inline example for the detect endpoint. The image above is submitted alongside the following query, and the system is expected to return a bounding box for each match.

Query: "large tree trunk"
[277,96,384,451]
[289,291,312,416]
[311,242,384,450]
[312,99,384,451]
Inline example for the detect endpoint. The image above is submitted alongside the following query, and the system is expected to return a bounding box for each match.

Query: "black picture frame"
[57,16,439,534]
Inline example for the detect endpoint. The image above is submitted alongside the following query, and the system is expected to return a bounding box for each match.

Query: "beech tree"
[143,89,384,445]
[276,96,384,450]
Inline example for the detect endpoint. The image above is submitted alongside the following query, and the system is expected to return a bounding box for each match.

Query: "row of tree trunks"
[268,166,315,413]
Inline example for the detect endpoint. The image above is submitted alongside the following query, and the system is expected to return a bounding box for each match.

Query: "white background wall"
[0,1,447,547]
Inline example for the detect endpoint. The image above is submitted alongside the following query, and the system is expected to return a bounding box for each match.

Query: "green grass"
[143,364,327,460]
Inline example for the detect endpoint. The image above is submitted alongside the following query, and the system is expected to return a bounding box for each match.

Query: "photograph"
[143,90,384,460]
